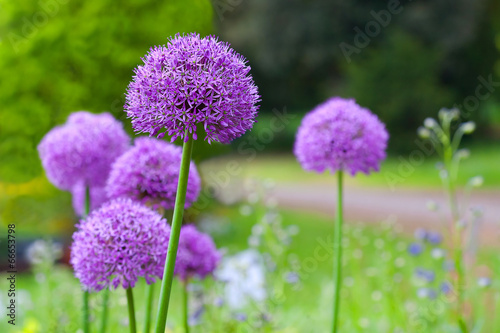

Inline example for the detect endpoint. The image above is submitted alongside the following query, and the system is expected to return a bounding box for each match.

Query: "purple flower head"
[70,198,170,292]
[125,33,260,144]
[174,225,221,281]
[106,137,201,210]
[38,111,130,190]
[408,242,424,256]
[71,182,108,216]
[294,97,388,175]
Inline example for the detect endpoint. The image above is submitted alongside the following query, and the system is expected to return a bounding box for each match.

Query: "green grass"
[201,143,500,189]
[1,203,497,332]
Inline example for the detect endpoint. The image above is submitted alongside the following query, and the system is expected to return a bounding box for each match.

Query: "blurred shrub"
[342,31,456,153]
[0,0,213,183]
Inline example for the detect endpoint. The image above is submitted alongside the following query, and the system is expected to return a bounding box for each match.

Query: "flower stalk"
[332,171,343,332]
[155,134,194,333]
[83,185,90,333]
[183,281,190,333]
[126,288,137,333]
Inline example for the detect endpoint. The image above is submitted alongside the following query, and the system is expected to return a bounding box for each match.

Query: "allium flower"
[38,111,130,190]
[174,225,220,281]
[294,97,388,175]
[71,181,108,216]
[106,137,201,209]
[215,249,267,309]
[125,33,260,144]
[70,198,170,291]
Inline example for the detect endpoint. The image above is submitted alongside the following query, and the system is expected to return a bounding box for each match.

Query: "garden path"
[271,182,500,245]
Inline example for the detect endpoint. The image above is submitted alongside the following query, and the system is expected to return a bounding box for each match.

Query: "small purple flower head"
[408,242,424,256]
[38,112,130,190]
[125,33,260,144]
[174,225,221,282]
[294,97,388,175]
[71,182,108,216]
[106,137,201,210]
[70,198,170,292]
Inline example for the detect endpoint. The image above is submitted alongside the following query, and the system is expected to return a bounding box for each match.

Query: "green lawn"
[1,203,497,332]
[201,143,500,189]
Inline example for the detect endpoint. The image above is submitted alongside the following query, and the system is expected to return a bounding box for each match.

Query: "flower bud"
[468,176,484,187]
[461,121,476,134]
[424,118,438,129]
[417,127,431,139]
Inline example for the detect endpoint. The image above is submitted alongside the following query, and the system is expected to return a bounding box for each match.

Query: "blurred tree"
[0,0,213,183]
[342,30,456,152]
[216,0,497,152]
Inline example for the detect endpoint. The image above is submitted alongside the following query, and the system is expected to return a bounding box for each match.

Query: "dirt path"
[271,182,500,245]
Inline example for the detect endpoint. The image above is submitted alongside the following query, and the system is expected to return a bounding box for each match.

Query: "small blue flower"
[426,231,442,245]
[415,268,435,283]
[417,287,437,299]
[478,277,492,288]
[440,281,453,294]
[414,228,427,241]
[408,243,424,256]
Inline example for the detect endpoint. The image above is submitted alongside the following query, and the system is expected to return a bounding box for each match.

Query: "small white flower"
[215,249,267,309]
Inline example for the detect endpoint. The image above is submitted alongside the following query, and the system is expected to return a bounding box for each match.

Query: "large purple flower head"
[70,198,170,291]
[106,137,201,210]
[174,225,220,281]
[38,111,130,190]
[294,98,388,175]
[71,181,108,216]
[125,33,260,144]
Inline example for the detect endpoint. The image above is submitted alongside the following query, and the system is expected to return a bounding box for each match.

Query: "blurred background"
[1,0,500,331]
[1,0,500,272]
[2,0,500,235]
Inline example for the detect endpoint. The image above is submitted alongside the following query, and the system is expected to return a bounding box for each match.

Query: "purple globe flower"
[71,181,108,216]
[174,225,220,281]
[125,33,260,144]
[106,137,201,210]
[70,198,170,291]
[294,97,388,175]
[38,111,130,190]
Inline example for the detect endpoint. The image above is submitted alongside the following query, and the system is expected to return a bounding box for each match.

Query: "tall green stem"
[83,186,91,333]
[183,281,190,333]
[155,135,194,333]
[99,289,109,333]
[144,283,155,333]
[442,133,467,333]
[332,171,343,332]
[126,288,137,333]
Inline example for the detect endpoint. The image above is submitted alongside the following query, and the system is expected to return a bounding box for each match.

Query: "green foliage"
[342,30,456,153]
[0,0,213,183]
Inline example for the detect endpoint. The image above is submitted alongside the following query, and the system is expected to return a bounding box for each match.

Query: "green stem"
[183,280,190,333]
[83,185,91,333]
[99,289,109,333]
[126,288,137,333]
[144,283,155,333]
[155,135,194,333]
[443,141,468,332]
[332,171,343,332]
